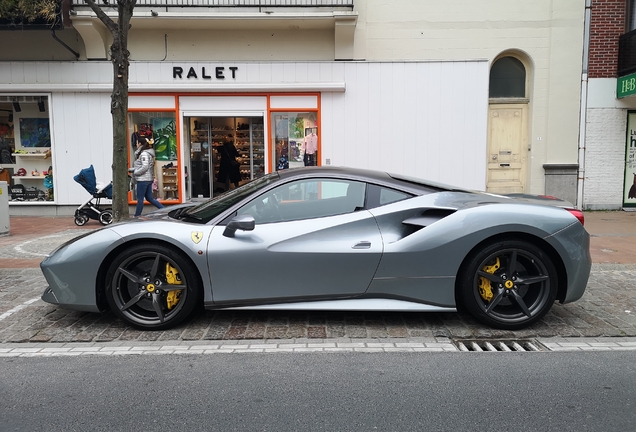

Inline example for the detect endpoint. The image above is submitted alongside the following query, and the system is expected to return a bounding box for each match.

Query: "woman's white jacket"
[132,149,156,182]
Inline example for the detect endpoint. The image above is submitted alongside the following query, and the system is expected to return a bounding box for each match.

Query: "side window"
[379,187,410,205]
[237,179,367,224]
[366,184,413,209]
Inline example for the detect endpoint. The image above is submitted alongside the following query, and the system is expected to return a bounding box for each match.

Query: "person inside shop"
[217,141,241,190]
[129,136,164,217]
[303,128,318,166]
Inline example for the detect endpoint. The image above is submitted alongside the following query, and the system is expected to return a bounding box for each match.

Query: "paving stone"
[3,228,636,344]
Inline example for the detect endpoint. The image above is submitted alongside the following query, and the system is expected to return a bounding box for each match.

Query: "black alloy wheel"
[459,240,558,330]
[105,243,201,330]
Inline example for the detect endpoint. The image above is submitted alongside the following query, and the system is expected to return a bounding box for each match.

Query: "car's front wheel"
[458,240,558,330]
[105,243,201,330]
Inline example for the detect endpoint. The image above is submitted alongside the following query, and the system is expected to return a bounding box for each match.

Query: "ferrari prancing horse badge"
[191,231,203,244]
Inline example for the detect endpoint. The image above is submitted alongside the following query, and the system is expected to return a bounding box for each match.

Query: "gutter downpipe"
[51,29,80,60]
[577,0,592,210]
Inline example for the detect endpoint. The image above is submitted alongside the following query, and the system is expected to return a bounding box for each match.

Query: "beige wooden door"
[486,104,528,194]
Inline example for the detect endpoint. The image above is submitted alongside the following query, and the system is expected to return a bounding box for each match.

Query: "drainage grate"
[453,339,545,352]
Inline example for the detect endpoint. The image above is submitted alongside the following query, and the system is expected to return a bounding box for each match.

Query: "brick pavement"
[0,211,635,344]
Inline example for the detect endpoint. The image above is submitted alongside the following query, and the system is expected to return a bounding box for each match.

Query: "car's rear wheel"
[105,243,201,330]
[458,240,558,330]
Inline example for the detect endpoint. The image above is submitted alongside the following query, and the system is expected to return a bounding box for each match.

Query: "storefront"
[127,93,320,205]
[1,60,489,215]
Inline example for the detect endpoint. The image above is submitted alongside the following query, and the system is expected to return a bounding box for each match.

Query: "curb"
[2,337,636,357]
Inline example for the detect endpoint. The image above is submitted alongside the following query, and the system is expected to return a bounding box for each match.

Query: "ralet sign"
[173,66,238,80]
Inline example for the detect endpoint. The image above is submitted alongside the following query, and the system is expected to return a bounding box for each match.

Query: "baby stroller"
[73,165,113,226]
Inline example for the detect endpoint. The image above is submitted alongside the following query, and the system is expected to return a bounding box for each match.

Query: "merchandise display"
[189,116,264,199]
[9,150,54,201]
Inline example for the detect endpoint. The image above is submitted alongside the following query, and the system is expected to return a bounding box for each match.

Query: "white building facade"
[0,0,586,214]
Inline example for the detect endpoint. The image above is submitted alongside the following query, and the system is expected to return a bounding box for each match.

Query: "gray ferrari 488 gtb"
[41,166,591,331]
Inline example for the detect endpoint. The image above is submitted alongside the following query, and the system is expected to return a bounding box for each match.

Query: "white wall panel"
[129,96,176,109]
[270,96,318,109]
[321,61,488,189]
[179,96,267,112]
[50,92,113,205]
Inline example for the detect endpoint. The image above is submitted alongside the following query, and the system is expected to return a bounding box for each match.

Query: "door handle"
[352,241,371,249]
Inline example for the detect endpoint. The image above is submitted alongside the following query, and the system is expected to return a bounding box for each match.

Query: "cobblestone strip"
[2,337,636,356]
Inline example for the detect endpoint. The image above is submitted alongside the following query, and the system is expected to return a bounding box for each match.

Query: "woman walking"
[129,137,164,217]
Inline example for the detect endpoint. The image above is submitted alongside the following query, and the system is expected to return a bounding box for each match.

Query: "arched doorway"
[487,55,529,194]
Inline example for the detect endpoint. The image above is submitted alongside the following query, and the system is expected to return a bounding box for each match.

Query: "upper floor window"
[489,57,526,98]
[628,0,636,31]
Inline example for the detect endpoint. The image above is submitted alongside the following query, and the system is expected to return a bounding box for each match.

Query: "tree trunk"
[84,0,136,222]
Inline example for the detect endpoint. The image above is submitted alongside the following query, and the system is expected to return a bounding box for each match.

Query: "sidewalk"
[584,210,636,264]
[2,210,636,268]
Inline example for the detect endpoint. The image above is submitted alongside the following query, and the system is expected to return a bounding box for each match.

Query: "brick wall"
[584,108,627,209]
[589,0,626,78]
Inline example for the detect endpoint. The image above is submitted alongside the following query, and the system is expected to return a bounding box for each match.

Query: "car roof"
[277,165,393,183]
[276,166,453,194]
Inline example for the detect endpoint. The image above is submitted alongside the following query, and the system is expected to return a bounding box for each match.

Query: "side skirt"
[211,298,456,312]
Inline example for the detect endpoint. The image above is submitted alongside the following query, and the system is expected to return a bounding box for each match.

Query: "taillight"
[566,208,584,226]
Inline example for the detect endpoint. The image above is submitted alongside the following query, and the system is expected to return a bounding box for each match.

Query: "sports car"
[41,166,591,331]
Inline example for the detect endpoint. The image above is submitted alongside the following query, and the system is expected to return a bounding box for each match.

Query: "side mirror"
[223,214,255,238]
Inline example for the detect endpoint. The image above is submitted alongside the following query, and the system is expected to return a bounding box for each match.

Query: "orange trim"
[266,94,272,173]
[127,92,322,202]
[130,92,321,98]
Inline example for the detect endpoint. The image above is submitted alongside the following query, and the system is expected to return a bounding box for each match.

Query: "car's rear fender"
[452,232,570,309]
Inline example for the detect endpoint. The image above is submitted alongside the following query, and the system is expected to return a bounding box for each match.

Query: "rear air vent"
[453,339,544,352]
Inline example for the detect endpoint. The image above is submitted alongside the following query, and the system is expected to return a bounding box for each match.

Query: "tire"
[74,215,88,226]
[99,209,113,225]
[105,243,201,330]
[458,240,558,330]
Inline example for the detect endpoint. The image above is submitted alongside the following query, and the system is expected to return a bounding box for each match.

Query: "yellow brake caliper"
[165,263,183,310]
[478,257,500,302]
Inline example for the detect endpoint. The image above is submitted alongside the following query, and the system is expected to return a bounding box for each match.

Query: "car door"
[207,178,383,304]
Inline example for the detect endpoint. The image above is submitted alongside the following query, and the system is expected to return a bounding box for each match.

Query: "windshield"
[183,172,279,223]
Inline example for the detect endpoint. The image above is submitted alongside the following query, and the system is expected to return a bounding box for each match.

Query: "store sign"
[173,66,238,80]
[624,112,636,207]
[617,72,636,98]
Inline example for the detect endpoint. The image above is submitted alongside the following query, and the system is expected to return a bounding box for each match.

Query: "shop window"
[128,111,178,203]
[489,57,526,98]
[237,179,366,224]
[271,112,319,171]
[1,96,54,202]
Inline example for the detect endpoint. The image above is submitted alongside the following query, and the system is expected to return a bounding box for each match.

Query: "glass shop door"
[186,116,265,200]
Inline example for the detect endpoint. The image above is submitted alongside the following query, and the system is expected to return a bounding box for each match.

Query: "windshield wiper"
[170,206,202,221]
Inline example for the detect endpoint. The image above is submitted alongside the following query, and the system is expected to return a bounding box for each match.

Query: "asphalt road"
[1,352,635,432]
